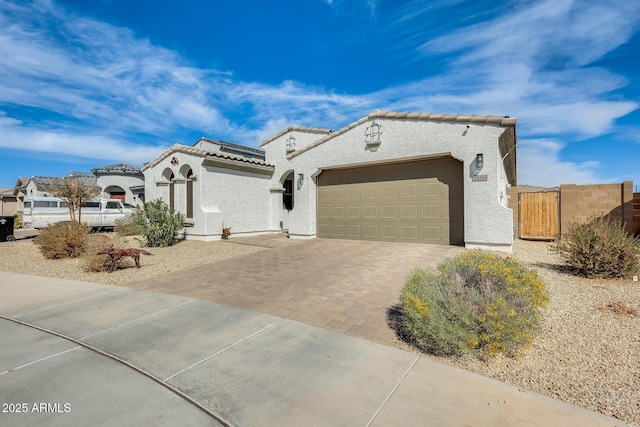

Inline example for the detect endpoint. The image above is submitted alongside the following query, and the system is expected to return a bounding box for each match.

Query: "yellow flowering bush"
[400,250,549,357]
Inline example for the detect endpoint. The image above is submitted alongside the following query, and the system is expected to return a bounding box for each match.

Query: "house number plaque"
[472,174,488,182]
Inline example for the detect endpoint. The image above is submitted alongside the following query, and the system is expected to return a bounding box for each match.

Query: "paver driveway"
[126,235,464,345]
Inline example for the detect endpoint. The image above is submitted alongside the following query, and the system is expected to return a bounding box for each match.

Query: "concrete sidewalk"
[0,272,626,426]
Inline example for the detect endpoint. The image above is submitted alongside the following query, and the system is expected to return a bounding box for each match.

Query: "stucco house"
[92,163,145,206]
[0,188,18,217]
[20,173,98,199]
[143,110,517,252]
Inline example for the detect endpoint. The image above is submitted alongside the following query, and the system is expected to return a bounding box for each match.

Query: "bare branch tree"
[50,177,101,222]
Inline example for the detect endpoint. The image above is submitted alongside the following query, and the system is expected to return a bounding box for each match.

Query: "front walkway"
[127,235,464,345]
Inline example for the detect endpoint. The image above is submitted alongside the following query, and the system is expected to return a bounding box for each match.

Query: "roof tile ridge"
[259,125,332,147]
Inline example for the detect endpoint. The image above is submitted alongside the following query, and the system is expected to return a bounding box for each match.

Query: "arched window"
[186,168,193,219]
[283,172,294,210]
[169,172,175,213]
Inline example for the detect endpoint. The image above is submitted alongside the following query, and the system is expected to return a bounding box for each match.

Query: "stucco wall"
[265,118,514,250]
[144,151,276,241]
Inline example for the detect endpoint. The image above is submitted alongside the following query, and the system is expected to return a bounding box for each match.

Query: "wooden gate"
[519,191,559,240]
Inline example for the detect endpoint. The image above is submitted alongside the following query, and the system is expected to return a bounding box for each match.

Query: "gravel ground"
[427,240,640,426]
[0,234,266,285]
[0,235,638,425]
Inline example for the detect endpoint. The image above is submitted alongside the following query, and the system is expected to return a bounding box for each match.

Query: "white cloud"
[380,0,640,139]
[0,0,638,192]
[0,113,166,164]
[516,139,600,187]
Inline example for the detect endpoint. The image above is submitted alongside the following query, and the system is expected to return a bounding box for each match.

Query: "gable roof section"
[141,144,274,174]
[286,110,517,160]
[259,125,333,147]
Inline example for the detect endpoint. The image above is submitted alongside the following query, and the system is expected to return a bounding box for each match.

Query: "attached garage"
[316,156,464,245]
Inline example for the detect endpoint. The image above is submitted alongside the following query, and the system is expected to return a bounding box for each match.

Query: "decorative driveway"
[126,235,464,345]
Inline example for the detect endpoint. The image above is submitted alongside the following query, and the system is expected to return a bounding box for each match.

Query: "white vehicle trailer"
[26,197,134,229]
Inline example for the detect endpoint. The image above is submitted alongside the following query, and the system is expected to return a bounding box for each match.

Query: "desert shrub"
[549,215,640,278]
[133,199,184,247]
[400,250,549,358]
[115,214,141,236]
[81,234,117,272]
[13,213,21,229]
[34,221,90,259]
[81,234,141,272]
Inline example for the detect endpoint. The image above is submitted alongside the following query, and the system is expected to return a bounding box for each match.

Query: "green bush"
[549,215,640,279]
[115,214,141,236]
[34,221,90,259]
[400,250,549,358]
[13,213,22,229]
[133,199,184,247]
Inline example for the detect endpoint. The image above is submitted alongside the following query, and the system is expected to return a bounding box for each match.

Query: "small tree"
[50,176,101,222]
[133,199,184,247]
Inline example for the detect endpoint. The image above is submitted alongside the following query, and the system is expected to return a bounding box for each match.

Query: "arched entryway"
[104,185,126,203]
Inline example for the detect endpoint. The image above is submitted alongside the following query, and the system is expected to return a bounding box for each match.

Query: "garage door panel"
[317,157,464,244]
[346,206,361,218]
[362,225,378,238]
[382,226,398,239]
[362,206,377,219]
[400,205,417,219]
[363,188,378,199]
[330,206,345,219]
[401,226,418,240]
[318,224,330,236]
[347,225,361,237]
[330,225,345,237]
[382,186,397,198]
[347,188,362,200]
[399,184,417,198]
[381,206,397,218]
[422,183,440,197]
[422,204,440,219]
[422,226,441,241]
[330,189,345,200]
[318,207,330,219]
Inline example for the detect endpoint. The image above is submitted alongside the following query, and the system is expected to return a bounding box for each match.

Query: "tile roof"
[141,144,274,172]
[92,163,142,174]
[287,110,517,158]
[198,137,266,156]
[259,125,333,147]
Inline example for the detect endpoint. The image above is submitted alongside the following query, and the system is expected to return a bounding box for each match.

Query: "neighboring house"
[143,110,517,252]
[21,174,98,199]
[92,163,145,206]
[12,177,28,221]
[0,188,18,216]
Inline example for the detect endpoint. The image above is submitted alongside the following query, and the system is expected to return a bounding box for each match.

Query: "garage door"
[317,157,464,244]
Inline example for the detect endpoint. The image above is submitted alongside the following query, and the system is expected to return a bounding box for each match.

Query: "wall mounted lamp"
[476,153,484,169]
[298,173,304,187]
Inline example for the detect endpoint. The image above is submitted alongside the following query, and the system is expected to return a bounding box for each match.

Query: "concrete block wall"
[559,181,633,235]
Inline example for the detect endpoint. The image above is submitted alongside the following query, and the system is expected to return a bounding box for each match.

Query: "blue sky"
[1,0,639,189]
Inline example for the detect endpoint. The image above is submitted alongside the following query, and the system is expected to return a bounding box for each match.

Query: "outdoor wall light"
[298,173,304,186]
[476,153,484,168]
